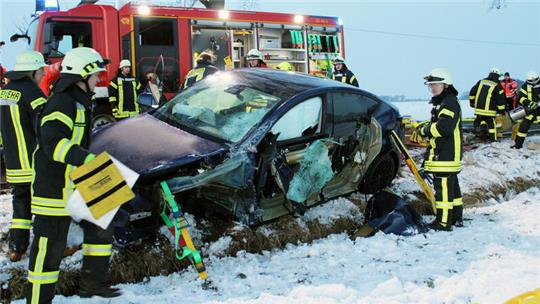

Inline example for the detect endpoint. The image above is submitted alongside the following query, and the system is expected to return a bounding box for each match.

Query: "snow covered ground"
[2,136,539,303]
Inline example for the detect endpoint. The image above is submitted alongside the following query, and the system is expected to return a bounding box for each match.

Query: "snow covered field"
[1,136,539,303]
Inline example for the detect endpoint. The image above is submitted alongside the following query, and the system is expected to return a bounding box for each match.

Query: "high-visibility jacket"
[469,73,506,117]
[108,73,142,118]
[32,83,92,216]
[518,82,540,116]
[501,78,518,98]
[39,62,61,96]
[0,74,46,184]
[182,61,219,90]
[331,67,359,87]
[419,89,463,174]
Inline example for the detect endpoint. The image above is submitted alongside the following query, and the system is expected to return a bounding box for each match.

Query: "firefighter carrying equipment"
[32,47,109,217]
[469,72,506,141]
[108,73,142,119]
[70,152,135,219]
[390,130,436,214]
[418,84,463,229]
[160,181,208,280]
[513,79,540,149]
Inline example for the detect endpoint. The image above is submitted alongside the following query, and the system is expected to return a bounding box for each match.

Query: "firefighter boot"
[511,135,524,149]
[79,271,121,298]
[452,205,463,227]
[428,209,453,231]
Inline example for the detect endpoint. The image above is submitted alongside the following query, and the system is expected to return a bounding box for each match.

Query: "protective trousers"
[433,173,462,228]
[474,115,497,141]
[9,183,32,253]
[26,216,114,304]
[514,113,540,148]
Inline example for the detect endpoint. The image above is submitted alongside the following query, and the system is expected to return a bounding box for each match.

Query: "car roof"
[223,68,361,99]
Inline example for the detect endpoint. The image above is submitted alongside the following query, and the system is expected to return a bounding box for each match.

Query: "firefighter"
[246,49,267,68]
[108,59,142,120]
[0,51,47,262]
[418,68,463,230]
[182,51,219,90]
[27,47,121,302]
[501,72,519,110]
[469,68,506,142]
[512,71,540,149]
[331,56,358,87]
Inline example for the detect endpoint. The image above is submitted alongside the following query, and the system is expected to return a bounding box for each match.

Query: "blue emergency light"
[36,0,60,12]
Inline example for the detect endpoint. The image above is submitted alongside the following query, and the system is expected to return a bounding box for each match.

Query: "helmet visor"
[424,75,445,85]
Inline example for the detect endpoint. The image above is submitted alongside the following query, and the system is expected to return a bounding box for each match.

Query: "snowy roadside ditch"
[1,135,539,302]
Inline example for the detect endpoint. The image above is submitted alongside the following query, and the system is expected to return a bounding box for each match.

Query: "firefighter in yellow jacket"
[418,68,463,230]
[469,68,506,142]
[108,59,142,119]
[0,51,46,261]
[513,71,540,149]
[27,47,121,303]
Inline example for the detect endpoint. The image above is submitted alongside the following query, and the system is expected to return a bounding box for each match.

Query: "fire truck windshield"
[42,20,92,59]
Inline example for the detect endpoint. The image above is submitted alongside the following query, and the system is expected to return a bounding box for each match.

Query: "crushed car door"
[255,96,332,210]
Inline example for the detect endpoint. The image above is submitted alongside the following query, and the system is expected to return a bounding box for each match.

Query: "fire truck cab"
[23,3,344,126]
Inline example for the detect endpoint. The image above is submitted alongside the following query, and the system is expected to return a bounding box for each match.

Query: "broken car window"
[155,73,281,142]
[271,96,322,141]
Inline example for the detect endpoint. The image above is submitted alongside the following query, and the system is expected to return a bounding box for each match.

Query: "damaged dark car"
[91,69,402,244]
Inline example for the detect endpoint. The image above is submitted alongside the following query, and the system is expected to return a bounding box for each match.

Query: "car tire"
[92,114,116,129]
[358,152,397,194]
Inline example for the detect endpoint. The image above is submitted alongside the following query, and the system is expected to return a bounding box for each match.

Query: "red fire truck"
[13,2,344,126]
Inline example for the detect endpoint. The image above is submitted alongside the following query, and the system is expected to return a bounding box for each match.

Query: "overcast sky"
[1,0,539,97]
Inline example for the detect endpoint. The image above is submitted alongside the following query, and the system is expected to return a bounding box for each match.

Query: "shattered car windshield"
[154,73,281,142]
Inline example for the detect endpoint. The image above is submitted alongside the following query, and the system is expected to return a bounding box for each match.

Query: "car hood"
[90,114,225,175]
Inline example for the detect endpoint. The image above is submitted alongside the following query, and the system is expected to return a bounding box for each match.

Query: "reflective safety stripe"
[6,168,33,184]
[438,108,455,118]
[41,111,74,129]
[441,177,448,205]
[109,81,118,89]
[454,117,461,162]
[32,196,65,207]
[453,197,463,206]
[424,160,462,173]
[474,108,497,116]
[341,76,347,83]
[30,97,47,110]
[109,96,117,102]
[133,80,139,113]
[9,106,31,170]
[82,243,113,256]
[52,138,74,163]
[430,123,442,138]
[118,79,124,113]
[30,237,48,303]
[516,132,527,138]
[28,270,59,284]
[31,205,69,216]
[349,75,356,84]
[11,218,32,230]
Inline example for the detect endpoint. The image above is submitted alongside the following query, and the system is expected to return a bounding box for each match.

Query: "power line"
[344,27,540,47]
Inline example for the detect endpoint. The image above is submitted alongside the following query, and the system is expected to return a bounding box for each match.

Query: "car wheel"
[92,114,116,129]
[358,152,397,194]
